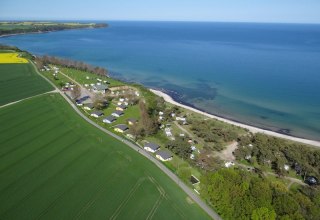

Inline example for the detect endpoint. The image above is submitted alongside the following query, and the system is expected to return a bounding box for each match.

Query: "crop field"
[0,53,28,63]
[0,62,53,105]
[0,93,210,220]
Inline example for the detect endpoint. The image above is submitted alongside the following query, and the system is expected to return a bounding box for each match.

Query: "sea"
[1,21,320,140]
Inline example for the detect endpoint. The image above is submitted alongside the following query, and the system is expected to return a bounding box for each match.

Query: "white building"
[90,111,104,118]
[156,151,173,162]
[144,143,160,153]
[225,161,235,168]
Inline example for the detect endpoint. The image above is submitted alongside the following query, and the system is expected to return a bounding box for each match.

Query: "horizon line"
[0,18,320,25]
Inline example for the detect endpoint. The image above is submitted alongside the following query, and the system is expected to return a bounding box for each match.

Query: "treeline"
[0,23,107,36]
[35,56,108,76]
[235,133,320,179]
[201,169,320,220]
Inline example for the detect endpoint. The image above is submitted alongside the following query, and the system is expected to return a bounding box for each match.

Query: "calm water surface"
[1,21,320,140]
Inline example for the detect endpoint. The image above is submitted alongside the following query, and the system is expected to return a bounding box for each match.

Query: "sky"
[1,0,320,24]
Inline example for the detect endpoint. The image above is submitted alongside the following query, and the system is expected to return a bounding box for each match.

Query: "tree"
[71,85,81,100]
[166,137,192,159]
[272,194,299,218]
[128,124,145,140]
[93,96,108,110]
[139,100,158,135]
[36,55,109,77]
[251,207,276,220]
[177,167,191,182]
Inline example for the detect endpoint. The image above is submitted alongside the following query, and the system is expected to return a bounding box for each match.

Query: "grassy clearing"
[0,93,210,220]
[0,63,53,105]
[59,67,124,88]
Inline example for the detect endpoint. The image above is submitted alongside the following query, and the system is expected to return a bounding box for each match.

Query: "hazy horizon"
[1,0,320,24]
[1,19,320,25]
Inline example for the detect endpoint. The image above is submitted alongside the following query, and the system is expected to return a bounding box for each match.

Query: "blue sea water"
[1,21,320,140]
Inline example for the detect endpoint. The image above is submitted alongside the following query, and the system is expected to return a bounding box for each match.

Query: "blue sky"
[1,0,320,23]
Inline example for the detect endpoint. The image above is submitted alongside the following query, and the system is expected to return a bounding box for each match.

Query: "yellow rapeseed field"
[0,53,28,64]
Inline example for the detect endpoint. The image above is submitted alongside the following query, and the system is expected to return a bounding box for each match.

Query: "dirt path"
[215,141,238,161]
[236,162,306,188]
[58,70,95,97]
[265,171,307,187]
[174,121,195,138]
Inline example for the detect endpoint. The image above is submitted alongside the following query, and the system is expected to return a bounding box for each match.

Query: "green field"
[0,93,210,219]
[59,66,125,87]
[0,63,53,105]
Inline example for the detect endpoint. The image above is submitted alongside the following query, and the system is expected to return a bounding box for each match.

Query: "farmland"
[0,62,53,105]
[0,93,210,219]
[0,52,28,63]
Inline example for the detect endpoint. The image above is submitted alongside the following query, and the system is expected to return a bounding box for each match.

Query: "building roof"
[144,142,160,150]
[127,118,137,123]
[115,124,129,131]
[93,84,108,91]
[156,150,172,160]
[113,110,124,115]
[117,104,127,109]
[104,116,116,122]
[91,111,104,116]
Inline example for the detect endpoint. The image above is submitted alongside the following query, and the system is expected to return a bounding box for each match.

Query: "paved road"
[32,63,221,220]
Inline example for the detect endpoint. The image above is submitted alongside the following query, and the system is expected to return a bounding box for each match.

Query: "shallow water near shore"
[1,21,320,140]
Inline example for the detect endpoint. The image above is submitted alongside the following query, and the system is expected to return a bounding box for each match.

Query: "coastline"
[0,30,72,38]
[150,89,320,148]
[0,25,106,38]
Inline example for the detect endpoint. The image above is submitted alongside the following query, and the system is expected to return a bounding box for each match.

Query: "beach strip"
[150,89,320,148]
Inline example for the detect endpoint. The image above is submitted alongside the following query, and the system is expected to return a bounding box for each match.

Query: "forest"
[201,169,320,220]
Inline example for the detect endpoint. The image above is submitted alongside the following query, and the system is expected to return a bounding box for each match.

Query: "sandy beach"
[150,89,320,148]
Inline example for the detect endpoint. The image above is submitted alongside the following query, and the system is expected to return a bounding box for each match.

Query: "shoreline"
[0,30,66,38]
[0,26,106,38]
[2,30,319,148]
[150,89,320,148]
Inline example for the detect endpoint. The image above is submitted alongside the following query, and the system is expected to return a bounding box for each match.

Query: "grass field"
[0,93,210,220]
[59,66,125,87]
[0,53,28,64]
[0,63,53,105]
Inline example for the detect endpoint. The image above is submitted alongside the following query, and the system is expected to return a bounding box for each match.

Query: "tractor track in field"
[0,89,58,109]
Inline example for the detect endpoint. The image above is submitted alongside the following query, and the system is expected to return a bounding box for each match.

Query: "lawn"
[100,102,140,125]
[59,66,125,88]
[0,63,54,105]
[0,93,210,220]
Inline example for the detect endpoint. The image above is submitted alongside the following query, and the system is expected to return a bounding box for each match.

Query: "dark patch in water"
[265,109,287,117]
[144,80,217,101]
[260,115,268,120]
[278,128,291,135]
[164,82,217,101]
